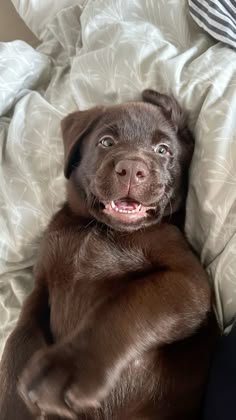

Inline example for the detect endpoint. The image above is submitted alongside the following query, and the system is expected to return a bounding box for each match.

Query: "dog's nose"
[115,160,148,185]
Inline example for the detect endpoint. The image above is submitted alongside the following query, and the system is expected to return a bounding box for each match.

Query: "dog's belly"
[49,285,206,419]
[100,338,206,420]
[49,287,164,418]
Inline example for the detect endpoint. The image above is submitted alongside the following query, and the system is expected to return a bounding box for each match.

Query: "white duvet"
[0,0,236,356]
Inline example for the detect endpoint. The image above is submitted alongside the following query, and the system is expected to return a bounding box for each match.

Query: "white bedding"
[1,0,236,356]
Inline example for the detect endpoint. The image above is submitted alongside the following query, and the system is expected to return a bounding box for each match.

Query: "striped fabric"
[189,0,236,48]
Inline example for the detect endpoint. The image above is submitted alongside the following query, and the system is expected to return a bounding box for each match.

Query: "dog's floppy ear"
[61,107,104,179]
[142,89,194,160]
[142,89,186,132]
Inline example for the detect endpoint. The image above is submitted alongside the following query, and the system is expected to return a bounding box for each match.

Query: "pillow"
[189,0,236,49]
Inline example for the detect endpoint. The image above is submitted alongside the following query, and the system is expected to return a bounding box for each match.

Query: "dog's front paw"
[18,343,109,418]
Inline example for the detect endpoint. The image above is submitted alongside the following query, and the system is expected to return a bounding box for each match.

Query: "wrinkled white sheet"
[1,0,236,356]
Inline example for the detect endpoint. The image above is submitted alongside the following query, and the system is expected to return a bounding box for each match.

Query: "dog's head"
[61,89,194,231]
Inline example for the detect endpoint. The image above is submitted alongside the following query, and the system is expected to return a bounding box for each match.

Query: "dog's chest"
[48,227,150,340]
[74,228,149,280]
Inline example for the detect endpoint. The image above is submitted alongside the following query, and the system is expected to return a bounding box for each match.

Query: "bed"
[0,0,236,357]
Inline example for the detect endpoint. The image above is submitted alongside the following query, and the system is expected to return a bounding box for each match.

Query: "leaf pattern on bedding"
[1,0,236,356]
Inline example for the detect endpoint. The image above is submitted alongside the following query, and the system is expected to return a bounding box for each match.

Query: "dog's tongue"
[113,199,140,211]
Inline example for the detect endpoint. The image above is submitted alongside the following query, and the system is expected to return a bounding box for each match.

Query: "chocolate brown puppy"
[0,90,217,420]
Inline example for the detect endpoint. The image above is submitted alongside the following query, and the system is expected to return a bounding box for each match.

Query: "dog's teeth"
[110,203,142,214]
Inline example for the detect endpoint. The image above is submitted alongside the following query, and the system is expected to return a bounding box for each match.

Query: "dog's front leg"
[0,280,52,420]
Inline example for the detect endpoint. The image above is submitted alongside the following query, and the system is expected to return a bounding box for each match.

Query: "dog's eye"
[99,136,114,147]
[154,144,170,155]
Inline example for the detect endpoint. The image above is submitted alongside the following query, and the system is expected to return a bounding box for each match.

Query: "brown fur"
[0,90,218,420]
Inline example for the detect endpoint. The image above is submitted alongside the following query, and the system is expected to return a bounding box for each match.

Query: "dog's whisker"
[84,219,95,229]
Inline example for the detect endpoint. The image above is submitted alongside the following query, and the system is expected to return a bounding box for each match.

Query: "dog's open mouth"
[103,198,155,222]
[111,199,142,214]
